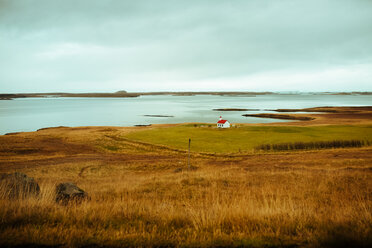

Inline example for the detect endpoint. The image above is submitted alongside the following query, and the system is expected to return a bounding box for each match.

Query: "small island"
[213,108,260,111]
[243,113,315,121]
[143,115,174,118]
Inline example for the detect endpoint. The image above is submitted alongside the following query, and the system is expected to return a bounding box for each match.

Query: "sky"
[1,0,372,93]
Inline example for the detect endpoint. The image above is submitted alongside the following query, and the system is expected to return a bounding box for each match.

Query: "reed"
[1,162,371,247]
[255,139,369,151]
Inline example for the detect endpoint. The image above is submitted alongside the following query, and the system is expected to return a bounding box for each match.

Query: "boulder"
[55,182,88,204]
[0,172,40,198]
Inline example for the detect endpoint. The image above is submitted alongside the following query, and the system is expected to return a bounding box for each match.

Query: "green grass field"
[125,124,372,153]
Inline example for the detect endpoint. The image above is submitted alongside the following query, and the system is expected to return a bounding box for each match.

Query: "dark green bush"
[255,140,367,152]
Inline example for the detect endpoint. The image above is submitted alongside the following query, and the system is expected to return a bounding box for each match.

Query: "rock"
[174,167,183,173]
[0,172,40,198]
[55,182,88,204]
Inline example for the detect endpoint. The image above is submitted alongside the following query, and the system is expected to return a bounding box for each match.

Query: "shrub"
[255,140,367,152]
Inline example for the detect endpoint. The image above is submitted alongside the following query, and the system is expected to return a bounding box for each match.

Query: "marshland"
[1,106,372,247]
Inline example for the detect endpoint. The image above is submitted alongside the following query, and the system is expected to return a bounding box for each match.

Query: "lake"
[0,94,371,134]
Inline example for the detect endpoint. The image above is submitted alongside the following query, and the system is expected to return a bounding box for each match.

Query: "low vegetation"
[125,125,372,154]
[256,139,369,151]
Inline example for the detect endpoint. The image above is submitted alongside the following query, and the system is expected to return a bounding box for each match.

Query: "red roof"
[217,120,227,124]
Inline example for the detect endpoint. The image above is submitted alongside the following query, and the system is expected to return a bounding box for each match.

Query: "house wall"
[217,122,230,128]
[223,122,230,128]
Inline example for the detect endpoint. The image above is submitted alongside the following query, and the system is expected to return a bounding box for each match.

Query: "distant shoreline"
[1,91,372,100]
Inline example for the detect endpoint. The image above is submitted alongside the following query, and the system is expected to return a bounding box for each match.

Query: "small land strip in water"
[143,115,174,118]
[213,108,260,111]
[236,106,372,125]
[243,113,315,121]
[274,106,372,113]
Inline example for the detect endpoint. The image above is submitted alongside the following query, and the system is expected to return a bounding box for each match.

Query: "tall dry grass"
[1,160,372,247]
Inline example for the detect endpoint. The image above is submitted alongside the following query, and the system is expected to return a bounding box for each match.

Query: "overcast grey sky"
[1,0,372,92]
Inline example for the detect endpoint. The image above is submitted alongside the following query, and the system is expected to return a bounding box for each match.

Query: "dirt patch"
[0,153,179,172]
[208,148,372,171]
[0,135,97,158]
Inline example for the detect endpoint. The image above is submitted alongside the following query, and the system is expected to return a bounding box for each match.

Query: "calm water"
[0,94,371,134]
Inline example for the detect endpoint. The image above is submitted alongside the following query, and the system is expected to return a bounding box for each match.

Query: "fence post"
[188,138,191,169]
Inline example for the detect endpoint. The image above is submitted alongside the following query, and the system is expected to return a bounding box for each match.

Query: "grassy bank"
[125,124,372,153]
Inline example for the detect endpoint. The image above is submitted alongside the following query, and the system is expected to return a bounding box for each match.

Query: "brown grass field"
[1,107,372,247]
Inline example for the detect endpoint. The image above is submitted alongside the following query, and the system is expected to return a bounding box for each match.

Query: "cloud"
[0,0,371,92]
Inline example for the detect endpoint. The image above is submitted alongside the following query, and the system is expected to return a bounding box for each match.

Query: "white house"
[217,116,230,128]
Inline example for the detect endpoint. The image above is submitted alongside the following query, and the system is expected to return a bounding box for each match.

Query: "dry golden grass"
[0,126,372,247]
